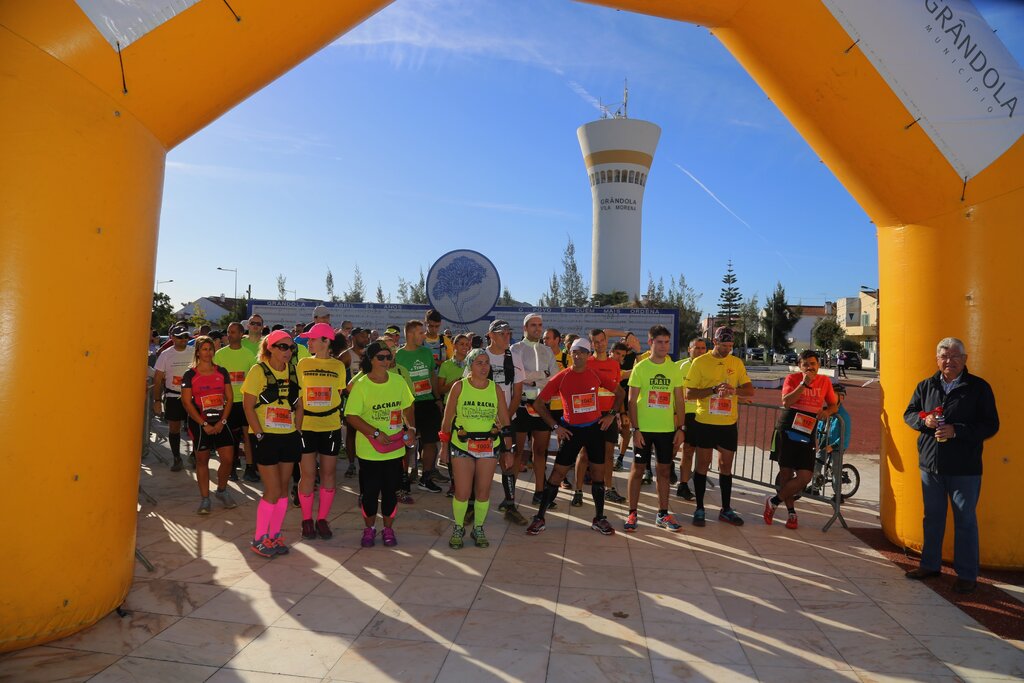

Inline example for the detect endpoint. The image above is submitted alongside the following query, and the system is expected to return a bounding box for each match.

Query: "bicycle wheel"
[838,463,860,501]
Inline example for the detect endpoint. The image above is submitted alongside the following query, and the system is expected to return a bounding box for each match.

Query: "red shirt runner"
[540,367,620,426]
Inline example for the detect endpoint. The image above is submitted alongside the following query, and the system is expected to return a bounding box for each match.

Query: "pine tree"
[409,268,428,304]
[325,268,335,300]
[500,287,514,305]
[538,272,561,307]
[276,274,287,301]
[559,237,588,306]
[344,264,365,303]
[375,282,387,304]
[763,282,801,352]
[717,260,741,326]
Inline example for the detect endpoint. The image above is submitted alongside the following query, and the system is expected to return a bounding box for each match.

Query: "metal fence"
[712,401,849,532]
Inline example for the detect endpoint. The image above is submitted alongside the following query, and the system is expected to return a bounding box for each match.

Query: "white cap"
[570,338,592,353]
[523,312,542,327]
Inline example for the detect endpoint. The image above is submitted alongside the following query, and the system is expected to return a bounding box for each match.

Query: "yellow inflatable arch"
[1,0,1021,651]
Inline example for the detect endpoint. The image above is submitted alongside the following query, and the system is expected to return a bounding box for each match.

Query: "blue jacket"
[817,404,851,452]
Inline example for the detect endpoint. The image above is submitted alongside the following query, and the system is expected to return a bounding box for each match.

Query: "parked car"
[837,350,862,370]
[773,350,798,364]
[745,347,765,361]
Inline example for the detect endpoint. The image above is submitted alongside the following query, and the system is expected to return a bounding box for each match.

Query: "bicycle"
[806,447,860,501]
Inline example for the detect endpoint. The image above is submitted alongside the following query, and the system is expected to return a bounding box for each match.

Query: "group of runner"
[149,306,845,557]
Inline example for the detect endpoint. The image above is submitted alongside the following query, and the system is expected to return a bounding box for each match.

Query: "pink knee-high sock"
[299,492,314,521]
[318,487,336,520]
[254,499,274,540]
[269,498,288,537]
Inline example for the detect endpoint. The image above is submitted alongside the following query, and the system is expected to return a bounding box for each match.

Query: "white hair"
[936,337,966,355]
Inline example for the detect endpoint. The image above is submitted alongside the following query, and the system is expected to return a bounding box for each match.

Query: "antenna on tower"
[622,78,628,119]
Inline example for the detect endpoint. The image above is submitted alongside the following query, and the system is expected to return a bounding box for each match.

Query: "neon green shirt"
[214,345,257,404]
[628,357,684,433]
[344,373,414,461]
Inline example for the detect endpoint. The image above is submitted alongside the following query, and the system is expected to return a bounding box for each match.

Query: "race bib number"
[265,407,293,429]
[305,386,332,407]
[412,379,432,397]
[467,438,493,454]
[229,371,245,386]
[572,393,598,413]
[647,390,671,409]
[709,396,733,415]
[199,393,224,411]
[171,375,183,387]
[791,412,816,435]
[526,402,540,417]
[389,409,403,430]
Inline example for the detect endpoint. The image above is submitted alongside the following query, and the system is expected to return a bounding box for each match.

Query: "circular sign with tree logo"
[426,250,501,324]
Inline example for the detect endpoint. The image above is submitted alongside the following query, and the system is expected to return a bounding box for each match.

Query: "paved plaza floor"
[4,447,1023,682]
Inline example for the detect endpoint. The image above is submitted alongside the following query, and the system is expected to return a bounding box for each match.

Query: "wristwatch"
[631,427,639,433]
[372,429,381,439]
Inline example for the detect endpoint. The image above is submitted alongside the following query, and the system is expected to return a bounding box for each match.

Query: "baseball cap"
[298,322,335,340]
[523,313,542,327]
[832,383,847,395]
[170,323,190,338]
[265,329,293,347]
[209,330,224,340]
[570,338,593,353]
[313,305,330,318]
[350,327,367,336]
[384,325,400,336]
[713,326,735,343]
[488,319,512,333]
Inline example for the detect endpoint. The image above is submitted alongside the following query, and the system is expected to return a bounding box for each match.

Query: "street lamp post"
[285,289,297,300]
[156,279,173,293]
[217,267,238,301]
[860,285,879,370]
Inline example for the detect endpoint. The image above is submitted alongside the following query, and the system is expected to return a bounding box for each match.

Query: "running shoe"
[504,506,528,526]
[571,491,584,507]
[315,519,332,540]
[656,512,682,532]
[344,463,357,479]
[526,517,546,535]
[763,495,777,525]
[301,519,316,540]
[399,473,412,493]
[785,513,799,530]
[381,528,398,547]
[197,497,211,515]
[605,487,626,503]
[251,535,275,558]
[396,491,415,505]
[449,525,465,549]
[642,470,653,485]
[229,469,239,482]
[592,517,615,536]
[676,483,694,500]
[214,489,238,509]
[623,511,638,532]
[498,499,514,513]
[361,527,376,548]
[532,491,557,510]
[560,479,574,491]
[613,456,624,472]
[170,457,183,472]
[693,509,706,527]
[471,525,489,548]
[719,509,744,526]
[291,485,300,508]
[243,467,260,483]
[270,534,290,555]
[431,468,451,483]
[417,476,442,493]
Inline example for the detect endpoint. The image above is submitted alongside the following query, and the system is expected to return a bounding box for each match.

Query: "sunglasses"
[374,353,393,361]
[272,343,296,352]
[249,321,263,326]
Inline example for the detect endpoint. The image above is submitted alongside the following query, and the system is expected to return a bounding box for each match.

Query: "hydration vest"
[257,362,300,407]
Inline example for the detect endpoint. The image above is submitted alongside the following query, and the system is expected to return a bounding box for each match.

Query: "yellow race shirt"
[241,363,298,435]
[297,357,345,432]
[344,372,414,461]
[683,352,751,425]
[677,356,705,414]
[628,357,684,433]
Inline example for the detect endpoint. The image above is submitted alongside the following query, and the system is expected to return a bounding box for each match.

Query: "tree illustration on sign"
[432,255,488,321]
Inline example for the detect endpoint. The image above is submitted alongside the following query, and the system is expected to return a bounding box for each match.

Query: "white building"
[173,296,240,324]
[578,116,660,298]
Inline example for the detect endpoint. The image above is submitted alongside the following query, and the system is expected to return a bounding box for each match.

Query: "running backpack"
[488,349,515,386]
[257,362,300,407]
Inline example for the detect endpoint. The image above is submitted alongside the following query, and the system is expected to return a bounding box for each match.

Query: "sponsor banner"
[75,0,201,50]
[824,0,1024,178]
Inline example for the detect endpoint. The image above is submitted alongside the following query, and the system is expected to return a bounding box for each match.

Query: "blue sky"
[156,0,1023,317]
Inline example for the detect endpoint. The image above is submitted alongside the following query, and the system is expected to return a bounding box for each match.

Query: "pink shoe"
[361,527,376,548]
[381,528,397,547]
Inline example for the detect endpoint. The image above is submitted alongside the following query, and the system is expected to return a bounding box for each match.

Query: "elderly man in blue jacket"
[903,337,999,594]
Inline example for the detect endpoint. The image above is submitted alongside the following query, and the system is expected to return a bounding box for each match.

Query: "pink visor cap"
[265,329,293,347]
[299,323,336,340]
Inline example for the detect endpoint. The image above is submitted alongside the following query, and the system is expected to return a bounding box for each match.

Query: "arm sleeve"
[903,380,928,432]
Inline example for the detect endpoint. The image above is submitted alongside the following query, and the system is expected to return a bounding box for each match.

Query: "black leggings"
[358,457,402,519]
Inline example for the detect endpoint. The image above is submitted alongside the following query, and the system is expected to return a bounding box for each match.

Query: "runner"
[571,329,628,507]
[423,309,448,368]
[531,338,624,536]
[215,322,260,482]
[395,320,445,493]
[241,314,264,355]
[440,348,513,549]
[615,332,642,470]
[764,350,837,529]
[180,336,238,514]
[675,337,708,500]
[511,314,559,509]
[242,330,304,557]
[544,328,567,370]
[485,320,528,525]
[625,325,686,532]
[296,322,346,540]
[345,341,416,548]
[683,326,755,526]
[152,323,195,472]
[438,333,471,498]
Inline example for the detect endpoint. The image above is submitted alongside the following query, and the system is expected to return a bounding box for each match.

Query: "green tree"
[717,260,741,326]
[500,287,515,305]
[666,274,703,346]
[375,282,387,304]
[763,282,800,352]
[590,290,629,306]
[325,268,336,301]
[407,268,428,304]
[188,301,210,328]
[151,291,175,332]
[559,237,589,306]
[812,316,845,353]
[643,272,666,306]
[737,295,761,349]
[344,264,365,303]
[276,274,287,301]
[538,272,561,307]
[218,298,249,326]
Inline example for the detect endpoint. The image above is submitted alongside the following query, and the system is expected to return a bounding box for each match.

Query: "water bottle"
[935,408,947,443]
